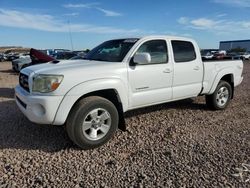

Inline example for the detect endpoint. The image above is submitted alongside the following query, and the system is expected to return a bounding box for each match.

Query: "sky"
[0,0,250,50]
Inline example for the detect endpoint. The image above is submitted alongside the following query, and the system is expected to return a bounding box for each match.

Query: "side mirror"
[133,53,151,65]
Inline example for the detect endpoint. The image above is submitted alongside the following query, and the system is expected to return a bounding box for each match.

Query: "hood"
[21,60,127,96]
[21,59,127,96]
[23,59,123,75]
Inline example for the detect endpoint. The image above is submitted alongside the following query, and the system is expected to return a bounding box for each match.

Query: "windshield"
[84,38,139,62]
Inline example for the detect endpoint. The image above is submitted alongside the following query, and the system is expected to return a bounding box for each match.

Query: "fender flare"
[52,78,128,125]
[208,67,234,95]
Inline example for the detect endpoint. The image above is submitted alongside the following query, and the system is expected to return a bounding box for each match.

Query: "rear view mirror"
[133,53,151,65]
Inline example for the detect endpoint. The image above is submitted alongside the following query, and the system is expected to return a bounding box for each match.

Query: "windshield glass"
[84,38,139,62]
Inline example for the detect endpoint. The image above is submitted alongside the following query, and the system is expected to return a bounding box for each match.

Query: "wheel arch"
[220,74,234,99]
[74,89,126,130]
[208,68,235,97]
[53,79,127,130]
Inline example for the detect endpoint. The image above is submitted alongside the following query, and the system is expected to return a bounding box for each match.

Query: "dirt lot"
[0,61,249,187]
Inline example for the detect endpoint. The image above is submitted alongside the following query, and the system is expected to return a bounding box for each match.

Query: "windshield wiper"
[87,58,107,61]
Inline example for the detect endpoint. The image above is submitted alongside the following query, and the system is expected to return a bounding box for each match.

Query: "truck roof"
[141,35,192,41]
[112,35,194,42]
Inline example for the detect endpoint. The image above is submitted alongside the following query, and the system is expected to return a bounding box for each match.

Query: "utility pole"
[67,20,74,51]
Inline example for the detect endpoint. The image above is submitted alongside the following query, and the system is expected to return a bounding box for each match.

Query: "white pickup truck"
[15,36,243,149]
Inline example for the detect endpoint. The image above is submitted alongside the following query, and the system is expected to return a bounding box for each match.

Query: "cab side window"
[136,40,168,64]
[172,40,196,63]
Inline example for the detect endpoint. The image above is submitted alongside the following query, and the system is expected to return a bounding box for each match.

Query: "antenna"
[67,20,74,51]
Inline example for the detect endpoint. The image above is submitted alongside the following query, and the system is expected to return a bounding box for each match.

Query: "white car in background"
[241,52,250,60]
[201,49,218,60]
[12,55,31,72]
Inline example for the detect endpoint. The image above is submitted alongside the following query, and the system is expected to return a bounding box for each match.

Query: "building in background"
[220,40,250,51]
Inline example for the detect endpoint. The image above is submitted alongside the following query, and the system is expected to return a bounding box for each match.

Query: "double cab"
[15,36,244,149]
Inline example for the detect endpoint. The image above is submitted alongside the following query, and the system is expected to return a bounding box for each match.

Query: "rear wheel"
[206,81,232,110]
[66,96,119,149]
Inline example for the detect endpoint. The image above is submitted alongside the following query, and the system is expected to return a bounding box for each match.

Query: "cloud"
[164,30,192,37]
[181,33,193,37]
[0,9,138,34]
[216,13,227,18]
[178,16,250,35]
[190,18,221,29]
[177,17,189,24]
[64,12,79,17]
[63,3,122,17]
[212,0,250,7]
[63,3,99,9]
[96,8,122,17]
[241,21,250,28]
[178,17,221,30]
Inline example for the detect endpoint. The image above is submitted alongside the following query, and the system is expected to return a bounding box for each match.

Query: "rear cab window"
[171,40,196,63]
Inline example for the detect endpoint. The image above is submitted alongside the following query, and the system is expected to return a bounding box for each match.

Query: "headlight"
[32,74,63,93]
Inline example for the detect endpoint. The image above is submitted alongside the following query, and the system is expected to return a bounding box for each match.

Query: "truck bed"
[202,59,243,94]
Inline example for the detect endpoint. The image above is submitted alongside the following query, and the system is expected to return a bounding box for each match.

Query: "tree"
[229,47,247,53]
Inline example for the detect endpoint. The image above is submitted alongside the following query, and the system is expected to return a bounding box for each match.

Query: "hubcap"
[216,86,229,107]
[82,108,111,141]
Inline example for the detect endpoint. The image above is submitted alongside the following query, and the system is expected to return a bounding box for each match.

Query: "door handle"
[163,68,172,73]
[193,66,200,70]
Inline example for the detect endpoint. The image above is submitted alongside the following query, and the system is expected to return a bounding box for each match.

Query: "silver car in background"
[12,55,31,72]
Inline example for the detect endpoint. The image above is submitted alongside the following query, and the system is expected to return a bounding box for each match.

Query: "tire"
[206,81,232,110]
[13,65,18,72]
[66,96,119,149]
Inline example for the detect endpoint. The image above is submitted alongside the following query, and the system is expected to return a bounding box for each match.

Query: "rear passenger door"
[171,40,203,99]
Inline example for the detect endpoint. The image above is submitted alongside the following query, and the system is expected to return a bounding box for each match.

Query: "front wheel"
[206,81,232,110]
[66,96,119,149]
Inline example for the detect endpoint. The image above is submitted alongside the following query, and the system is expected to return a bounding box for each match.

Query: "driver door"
[128,39,173,108]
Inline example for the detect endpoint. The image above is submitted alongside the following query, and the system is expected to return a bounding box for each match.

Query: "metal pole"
[68,20,74,51]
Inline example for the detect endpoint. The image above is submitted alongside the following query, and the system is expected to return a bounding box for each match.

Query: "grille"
[19,73,29,92]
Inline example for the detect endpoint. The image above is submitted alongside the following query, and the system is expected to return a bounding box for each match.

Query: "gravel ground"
[0,61,249,187]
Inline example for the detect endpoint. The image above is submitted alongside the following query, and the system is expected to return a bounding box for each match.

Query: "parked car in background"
[241,52,250,60]
[30,48,55,65]
[69,55,86,60]
[12,48,55,72]
[0,53,4,62]
[54,51,77,60]
[12,55,31,72]
[227,52,241,60]
[73,50,87,57]
[212,51,227,60]
[5,52,19,61]
[39,49,55,57]
[201,49,218,60]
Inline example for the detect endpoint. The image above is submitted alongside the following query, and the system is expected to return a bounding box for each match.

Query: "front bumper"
[15,85,64,124]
